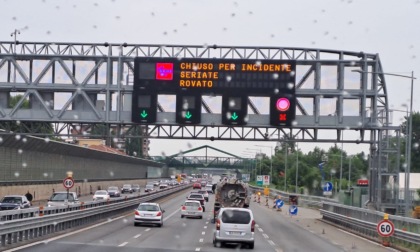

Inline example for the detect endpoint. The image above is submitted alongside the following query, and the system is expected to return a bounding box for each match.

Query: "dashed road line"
[118,242,128,247]
[268,240,275,246]
[195,248,201,251]
[204,226,207,229]
[337,229,400,251]
[258,228,264,232]
[199,238,204,242]
[262,233,269,239]
[202,231,205,235]
[145,228,151,232]
[134,234,142,238]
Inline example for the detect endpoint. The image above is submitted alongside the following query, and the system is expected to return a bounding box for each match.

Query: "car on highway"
[181,200,203,219]
[134,202,165,227]
[187,193,205,212]
[197,190,209,202]
[205,184,213,194]
[159,183,168,189]
[145,184,155,192]
[0,195,31,210]
[213,208,255,249]
[132,184,141,192]
[47,192,79,207]
[121,184,133,194]
[152,181,160,187]
[93,190,110,201]
[107,186,121,197]
[192,182,201,189]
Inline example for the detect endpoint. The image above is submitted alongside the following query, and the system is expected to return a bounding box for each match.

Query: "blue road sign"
[275,199,284,208]
[323,181,333,192]
[289,205,298,215]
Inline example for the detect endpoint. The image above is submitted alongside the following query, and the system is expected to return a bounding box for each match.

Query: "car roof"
[139,202,159,206]
[220,207,253,213]
[2,195,25,198]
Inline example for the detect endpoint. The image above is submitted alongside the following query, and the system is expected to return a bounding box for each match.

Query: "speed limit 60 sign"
[63,177,75,189]
[377,220,395,237]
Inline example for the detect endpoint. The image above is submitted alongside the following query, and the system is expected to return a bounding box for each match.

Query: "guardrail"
[250,185,420,249]
[0,184,190,249]
[322,202,420,250]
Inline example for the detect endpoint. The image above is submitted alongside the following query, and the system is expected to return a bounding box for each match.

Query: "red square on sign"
[156,63,173,80]
[279,114,287,121]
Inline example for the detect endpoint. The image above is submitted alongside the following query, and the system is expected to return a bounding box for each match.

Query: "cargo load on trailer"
[212,177,250,222]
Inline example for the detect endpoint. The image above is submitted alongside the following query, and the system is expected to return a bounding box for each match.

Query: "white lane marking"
[134,234,142,238]
[199,238,204,242]
[262,233,269,239]
[268,240,275,246]
[258,228,264,232]
[3,214,129,252]
[145,228,151,232]
[204,226,207,229]
[5,206,181,252]
[337,229,400,251]
[163,208,180,221]
[255,224,260,227]
[118,242,128,247]
[195,248,201,251]
[202,231,205,235]
[206,222,209,224]
[276,249,284,252]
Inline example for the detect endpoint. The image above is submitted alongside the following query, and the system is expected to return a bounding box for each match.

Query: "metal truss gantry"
[0,41,401,212]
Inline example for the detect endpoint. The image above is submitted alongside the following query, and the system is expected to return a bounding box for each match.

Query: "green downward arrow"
[140,110,148,118]
[231,112,239,120]
[185,111,192,119]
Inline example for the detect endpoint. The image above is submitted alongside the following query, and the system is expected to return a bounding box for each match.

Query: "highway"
[7,186,396,252]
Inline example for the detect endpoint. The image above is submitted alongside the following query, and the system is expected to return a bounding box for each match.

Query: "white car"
[93,190,110,201]
[181,200,203,219]
[134,202,165,227]
[213,208,255,249]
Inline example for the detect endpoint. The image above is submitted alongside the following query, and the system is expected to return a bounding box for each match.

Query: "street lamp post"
[353,69,416,216]
[295,142,299,194]
[348,155,356,190]
[255,145,273,185]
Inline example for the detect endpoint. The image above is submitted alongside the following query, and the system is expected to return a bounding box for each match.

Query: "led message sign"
[134,57,296,95]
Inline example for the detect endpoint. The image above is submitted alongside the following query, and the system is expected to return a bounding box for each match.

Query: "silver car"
[180,200,203,219]
[213,208,255,249]
[134,202,165,227]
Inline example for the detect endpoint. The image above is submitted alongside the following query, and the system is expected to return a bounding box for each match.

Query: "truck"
[212,177,251,222]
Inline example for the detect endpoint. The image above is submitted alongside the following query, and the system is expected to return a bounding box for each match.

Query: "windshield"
[49,193,74,201]
[95,191,107,195]
[108,187,118,191]
[1,197,22,203]
[137,205,159,211]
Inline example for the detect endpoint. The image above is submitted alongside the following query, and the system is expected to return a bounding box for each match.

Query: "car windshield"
[146,185,153,188]
[49,193,74,201]
[221,210,251,224]
[198,191,206,194]
[188,194,203,199]
[95,191,107,195]
[108,187,118,191]
[123,185,131,188]
[137,205,159,211]
[185,202,200,207]
[1,197,22,203]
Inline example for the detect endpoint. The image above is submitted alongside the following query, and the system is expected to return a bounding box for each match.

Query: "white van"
[213,207,255,249]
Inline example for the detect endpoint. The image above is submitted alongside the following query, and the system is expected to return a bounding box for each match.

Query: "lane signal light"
[276,98,290,111]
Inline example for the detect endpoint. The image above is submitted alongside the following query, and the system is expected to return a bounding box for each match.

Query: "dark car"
[0,195,31,211]
[132,184,141,192]
[107,186,121,197]
[145,184,155,192]
[121,184,133,194]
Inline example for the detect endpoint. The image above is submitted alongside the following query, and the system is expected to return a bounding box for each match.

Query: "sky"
[2,0,419,159]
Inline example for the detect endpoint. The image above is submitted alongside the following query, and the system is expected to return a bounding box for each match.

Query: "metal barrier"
[250,185,420,249]
[0,184,189,248]
[322,202,420,249]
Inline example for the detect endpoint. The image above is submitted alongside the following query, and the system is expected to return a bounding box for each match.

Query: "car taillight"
[198,207,202,211]
[216,219,221,230]
[135,210,140,216]
[181,206,186,210]
[251,220,255,232]
[156,211,162,216]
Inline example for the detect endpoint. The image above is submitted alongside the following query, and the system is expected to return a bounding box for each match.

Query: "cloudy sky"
[2,0,419,158]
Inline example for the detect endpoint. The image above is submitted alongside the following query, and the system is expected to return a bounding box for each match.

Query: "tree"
[401,111,420,173]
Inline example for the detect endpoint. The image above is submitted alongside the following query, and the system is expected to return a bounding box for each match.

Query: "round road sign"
[377,220,395,237]
[63,177,75,189]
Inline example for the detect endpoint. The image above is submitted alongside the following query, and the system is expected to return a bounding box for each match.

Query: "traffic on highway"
[3,175,394,252]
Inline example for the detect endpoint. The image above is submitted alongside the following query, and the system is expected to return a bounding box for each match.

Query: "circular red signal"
[276,98,290,111]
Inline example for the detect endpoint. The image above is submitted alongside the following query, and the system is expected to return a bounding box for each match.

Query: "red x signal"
[279,114,287,121]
